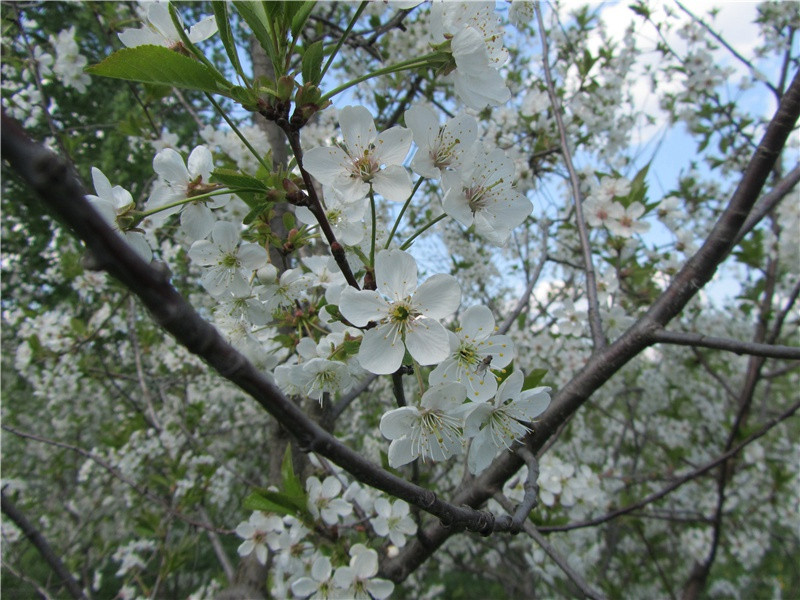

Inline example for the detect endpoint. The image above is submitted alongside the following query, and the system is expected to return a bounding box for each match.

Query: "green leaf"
[523,368,548,390]
[291,1,317,37]
[233,1,280,73]
[212,1,246,80]
[282,211,296,232]
[86,45,231,94]
[281,445,304,498]
[210,168,268,191]
[301,40,324,85]
[242,491,304,517]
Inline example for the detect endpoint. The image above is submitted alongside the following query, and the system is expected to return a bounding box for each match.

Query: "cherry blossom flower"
[405,105,477,179]
[442,147,532,244]
[606,202,651,238]
[118,2,217,49]
[235,511,283,565]
[429,305,514,401]
[291,554,335,599]
[50,27,91,92]
[583,195,624,229]
[296,188,367,246]
[187,221,267,298]
[86,167,152,262]
[369,498,417,547]
[301,358,354,403]
[332,544,394,600]
[379,383,467,467]
[306,476,353,526]
[462,370,551,475]
[304,105,412,202]
[338,249,461,374]
[146,146,229,240]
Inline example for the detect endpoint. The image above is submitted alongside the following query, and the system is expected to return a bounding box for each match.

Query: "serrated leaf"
[291,1,317,37]
[212,1,246,80]
[301,40,324,85]
[86,45,231,94]
[281,445,304,498]
[233,1,280,72]
[210,168,268,191]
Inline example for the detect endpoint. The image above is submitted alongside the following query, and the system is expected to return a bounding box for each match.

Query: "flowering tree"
[2,1,799,598]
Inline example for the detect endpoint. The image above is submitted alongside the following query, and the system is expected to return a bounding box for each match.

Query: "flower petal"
[338,288,387,326]
[375,249,418,300]
[373,165,413,203]
[340,105,376,156]
[405,318,450,365]
[358,324,405,374]
[413,274,461,319]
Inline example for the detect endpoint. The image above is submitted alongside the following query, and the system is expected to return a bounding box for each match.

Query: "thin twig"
[652,328,800,360]
[534,2,606,351]
[538,398,800,533]
[494,493,606,600]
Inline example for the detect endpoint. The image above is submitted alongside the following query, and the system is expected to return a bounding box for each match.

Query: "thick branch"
[1,490,87,600]
[0,112,517,539]
[652,329,800,360]
[381,69,800,582]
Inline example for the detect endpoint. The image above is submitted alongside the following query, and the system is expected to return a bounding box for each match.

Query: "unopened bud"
[257,263,278,284]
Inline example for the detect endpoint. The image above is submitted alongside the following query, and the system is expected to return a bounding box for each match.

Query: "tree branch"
[534,2,606,351]
[494,494,606,600]
[652,328,800,360]
[0,111,522,539]
[381,68,800,583]
[537,397,800,533]
[1,490,88,600]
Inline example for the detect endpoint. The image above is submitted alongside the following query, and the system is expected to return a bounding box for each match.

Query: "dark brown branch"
[652,328,800,360]
[0,111,518,538]
[381,69,800,583]
[1,489,88,600]
[733,164,800,247]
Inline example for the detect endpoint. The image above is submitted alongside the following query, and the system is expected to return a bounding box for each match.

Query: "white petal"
[181,203,214,240]
[153,148,189,184]
[358,324,406,374]
[303,146,352,186]
[460,305,495,340]
[90,167,113,201]
[413,274,461,319]
[373,165,413,203]
[387,436,416,467]
[468,428,497,475]
[405,105,439,151]
[291,577,319,597]
[187,145,213,179]
[338,288,387,326]
[375,249,417,300]
[340,105,377,156]
[238,243,268,269]
[405,318,450,365]
[211,221,240,251]
[380,407,420,440]
[442,187,474,227]
[366,579,395,600]
[372,126,412,166]
[187,15,218,43]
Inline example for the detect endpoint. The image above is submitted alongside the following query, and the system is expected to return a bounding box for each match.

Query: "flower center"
[351,153,379,182]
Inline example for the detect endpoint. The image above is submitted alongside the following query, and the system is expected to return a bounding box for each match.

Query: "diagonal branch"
[381,68,800,582]
[651,329,800,360]
[1,490,88,600]
[0,111,517,538]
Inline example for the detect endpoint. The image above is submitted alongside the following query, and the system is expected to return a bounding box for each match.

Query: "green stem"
[385,177,425,249]
[321,52,442,103]
[205,93,272,173]
[137,189,233,218]
[319,1,368,81]
[399,214,447,250]
[369,187,377,268]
